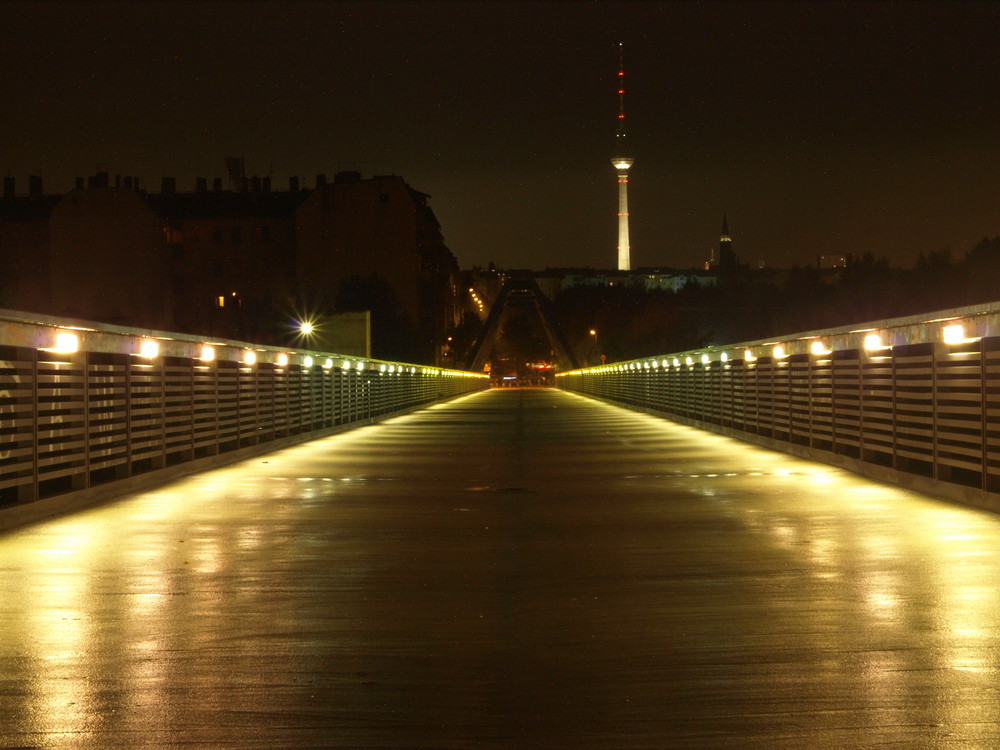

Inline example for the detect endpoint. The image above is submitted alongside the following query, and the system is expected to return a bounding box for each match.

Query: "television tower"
[612,42,634,272]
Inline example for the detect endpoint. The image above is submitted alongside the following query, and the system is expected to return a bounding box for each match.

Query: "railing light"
[673,358,680,367]
[342,360,351,370]
[701,354,710,365]
[810,341,831,356]
[138,339,159,359]
[721,352,728,363]
[942,324,970,345]
[244,350,257,365]
[744,349,757,362]
[276,353,289,367]
[685,356,693,366]
[41,331,79,354]
[356,362,365,371]
[303,356,314,368]
[864,333,886,351]
[199,345,215,362]
[773,345,787,359]
[323,358,333,369]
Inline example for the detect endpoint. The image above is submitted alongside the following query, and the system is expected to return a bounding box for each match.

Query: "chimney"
[123,176,133,190]
[251,175,261,193]
[115,174,121,188]
[29,175,42,197]
[213,177,222,192]
[94,172,109,188]
[262,176,271,193]
[2,177,13,198]
[161,176,176,194]
[196,177,207,192]
[316,173,326,187]
[289,175,299,193]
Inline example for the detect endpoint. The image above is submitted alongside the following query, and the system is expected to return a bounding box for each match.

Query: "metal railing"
[0,310,486,511]
[557,300,1000,510]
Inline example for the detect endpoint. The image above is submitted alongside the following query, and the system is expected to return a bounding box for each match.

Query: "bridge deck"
[2,388,1000,748]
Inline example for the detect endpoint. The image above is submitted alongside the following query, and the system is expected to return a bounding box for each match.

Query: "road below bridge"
[2,387,1000,748]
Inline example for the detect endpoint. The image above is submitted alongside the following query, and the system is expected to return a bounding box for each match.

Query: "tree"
[335,274,422,362]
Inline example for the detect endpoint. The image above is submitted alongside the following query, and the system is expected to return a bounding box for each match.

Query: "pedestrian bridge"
[3,385,1000,747]
[3,302,1000,746]
[4,300,1000,530]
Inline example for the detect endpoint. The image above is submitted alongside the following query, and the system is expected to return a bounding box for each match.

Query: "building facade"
[0,171,459,364]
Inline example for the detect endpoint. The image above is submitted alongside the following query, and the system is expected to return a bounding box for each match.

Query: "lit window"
[216,295,225,308]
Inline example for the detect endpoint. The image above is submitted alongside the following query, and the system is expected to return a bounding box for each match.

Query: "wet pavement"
[2,387,1000,748]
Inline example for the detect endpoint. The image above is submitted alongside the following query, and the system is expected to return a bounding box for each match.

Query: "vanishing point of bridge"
[3,303,1000,747]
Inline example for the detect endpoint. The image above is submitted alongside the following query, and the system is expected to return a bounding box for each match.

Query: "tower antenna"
[611,42,634,271]
[617,42,626,138]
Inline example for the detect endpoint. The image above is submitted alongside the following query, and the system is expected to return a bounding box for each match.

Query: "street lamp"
[589,329,599,365]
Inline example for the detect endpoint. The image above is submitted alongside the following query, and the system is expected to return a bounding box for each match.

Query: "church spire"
[719,214,735,269]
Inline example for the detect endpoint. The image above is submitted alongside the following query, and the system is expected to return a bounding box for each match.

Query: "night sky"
[3,1,998,271]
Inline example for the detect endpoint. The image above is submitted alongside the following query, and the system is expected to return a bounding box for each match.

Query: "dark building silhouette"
[0,171,460,363]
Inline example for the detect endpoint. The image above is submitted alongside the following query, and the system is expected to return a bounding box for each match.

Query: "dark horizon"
[2,1,998,272]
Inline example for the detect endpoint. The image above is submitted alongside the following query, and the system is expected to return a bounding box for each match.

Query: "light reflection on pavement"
[1,388,999,748]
